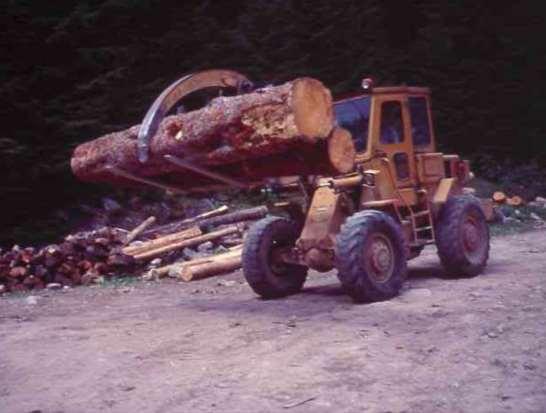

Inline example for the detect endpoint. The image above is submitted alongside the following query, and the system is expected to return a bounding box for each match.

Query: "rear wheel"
[335,210,407,303]
[242,216,308,299]
[435,195,490,277]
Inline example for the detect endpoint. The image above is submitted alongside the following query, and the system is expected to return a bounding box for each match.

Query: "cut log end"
[327,127,356,174]
[492,191,506,203]
[292,78,334,141]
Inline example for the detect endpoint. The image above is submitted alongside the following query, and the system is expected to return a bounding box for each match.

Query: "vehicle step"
[415,226,433,232]
[413,210,431,218]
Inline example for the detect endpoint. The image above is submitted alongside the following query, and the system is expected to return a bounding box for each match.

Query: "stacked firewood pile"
[492,191,525,207]
[0,227,132,294]
[0,205,268,294]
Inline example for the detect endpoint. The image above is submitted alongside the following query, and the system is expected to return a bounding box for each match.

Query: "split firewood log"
[71,78,356,190]
[492,191,506,203]
[506,195,523,206]
[0,226,138,293]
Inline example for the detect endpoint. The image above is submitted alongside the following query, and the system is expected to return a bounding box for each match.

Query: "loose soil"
[1,230,545,413]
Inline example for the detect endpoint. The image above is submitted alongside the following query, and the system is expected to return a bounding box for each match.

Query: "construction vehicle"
[241,77,490,302]
[135,70,490,303]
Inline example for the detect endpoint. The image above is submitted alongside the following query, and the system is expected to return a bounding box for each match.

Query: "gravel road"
[1,229,545,413]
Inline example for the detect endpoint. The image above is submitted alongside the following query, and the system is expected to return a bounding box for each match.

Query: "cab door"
[371,94,416,189]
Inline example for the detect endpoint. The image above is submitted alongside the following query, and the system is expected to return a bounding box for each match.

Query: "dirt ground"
[1,229,545,413]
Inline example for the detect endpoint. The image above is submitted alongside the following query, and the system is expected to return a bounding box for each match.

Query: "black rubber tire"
[435,195,490,277]
[242,216,308,299]
[335,210,408,303]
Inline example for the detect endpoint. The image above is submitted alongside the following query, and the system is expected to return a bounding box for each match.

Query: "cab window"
[408,96,431,146]
[380,101,404,144]
[333,97,370,152]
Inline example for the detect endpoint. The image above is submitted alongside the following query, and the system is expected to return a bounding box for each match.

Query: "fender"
[432,177,459,205]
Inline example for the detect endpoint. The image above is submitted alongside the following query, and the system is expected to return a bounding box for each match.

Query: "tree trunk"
[131,226,239,261]
[177,249,243,281]
[122,226,202,256]
[71,78,354,191]
[144,206,268,237]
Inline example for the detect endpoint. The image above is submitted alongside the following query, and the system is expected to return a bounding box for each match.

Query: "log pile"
[71,78,356,191]
[492,191,524,206]
[0,227,134,293]
[0,205,267,294]
[124,206,269,281]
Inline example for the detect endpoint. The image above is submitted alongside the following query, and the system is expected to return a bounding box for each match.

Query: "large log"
[71,78,353,190]
[144,245,243,280]
[177,249,243,281]
[131,226,240,261]
[144,206,268,237]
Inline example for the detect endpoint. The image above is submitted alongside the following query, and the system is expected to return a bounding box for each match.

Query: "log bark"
[70,78,354,190]
[132,226,240,261]
[122,226,202,256]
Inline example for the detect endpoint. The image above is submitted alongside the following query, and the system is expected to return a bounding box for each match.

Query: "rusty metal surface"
[296,186,352,271]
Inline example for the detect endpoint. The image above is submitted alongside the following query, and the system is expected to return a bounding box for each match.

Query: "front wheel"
[242,216,308,299]
[335,210,407,303]
[435,195,490,277]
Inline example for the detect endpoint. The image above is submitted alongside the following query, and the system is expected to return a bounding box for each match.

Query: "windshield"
[333,96,371,152]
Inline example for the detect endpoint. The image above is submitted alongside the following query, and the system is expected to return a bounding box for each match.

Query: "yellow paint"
[433,178,456,204]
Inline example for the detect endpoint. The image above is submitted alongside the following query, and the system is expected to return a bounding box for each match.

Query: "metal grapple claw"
[137,69,253,163]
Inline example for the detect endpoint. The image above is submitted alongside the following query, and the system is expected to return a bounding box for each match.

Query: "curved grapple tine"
[137,69,253,163]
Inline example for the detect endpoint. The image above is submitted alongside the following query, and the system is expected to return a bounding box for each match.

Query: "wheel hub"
[463,217,480,252]
[367,234,394,282]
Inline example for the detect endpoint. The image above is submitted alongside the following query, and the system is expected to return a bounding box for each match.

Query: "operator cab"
[333,82,436,157]
[334,80,437,192]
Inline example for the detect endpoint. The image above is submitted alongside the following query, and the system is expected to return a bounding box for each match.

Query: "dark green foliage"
[1,0,545,246]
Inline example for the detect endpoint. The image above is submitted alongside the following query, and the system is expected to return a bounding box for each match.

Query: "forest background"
[1,0,545,246]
